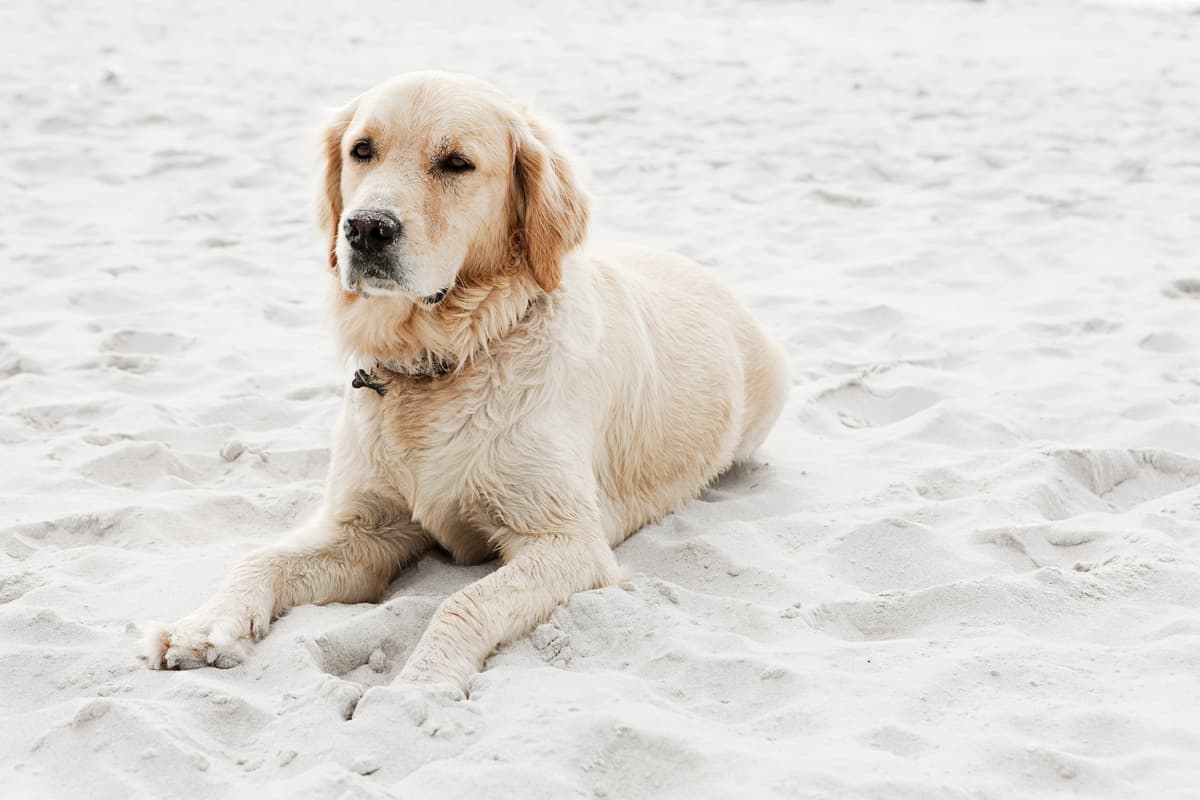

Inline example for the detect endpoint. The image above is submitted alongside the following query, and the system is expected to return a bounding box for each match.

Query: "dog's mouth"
[348,262,451,307]
[346,271,448,306]
[340,242,452,305]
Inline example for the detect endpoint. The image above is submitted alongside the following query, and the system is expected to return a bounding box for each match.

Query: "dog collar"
[349,295,539,395]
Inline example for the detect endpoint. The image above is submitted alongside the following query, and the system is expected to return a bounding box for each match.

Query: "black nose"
[343,210,401,253]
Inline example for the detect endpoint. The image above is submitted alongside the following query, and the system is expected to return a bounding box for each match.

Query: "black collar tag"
[351,368,388,396]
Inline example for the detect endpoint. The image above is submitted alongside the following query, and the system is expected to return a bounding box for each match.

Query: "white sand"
[3,0,1200,797]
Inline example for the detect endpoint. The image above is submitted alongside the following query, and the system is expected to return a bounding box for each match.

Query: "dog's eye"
[438,154,474,174]
[350,139,374,162]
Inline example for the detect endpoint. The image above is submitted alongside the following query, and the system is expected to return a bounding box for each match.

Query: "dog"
[142,71,789,690]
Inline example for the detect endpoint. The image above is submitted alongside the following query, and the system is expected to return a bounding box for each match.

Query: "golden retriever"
[142,71,789,690]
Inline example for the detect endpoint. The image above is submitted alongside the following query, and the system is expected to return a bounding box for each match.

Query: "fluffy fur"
[142,72,789,690]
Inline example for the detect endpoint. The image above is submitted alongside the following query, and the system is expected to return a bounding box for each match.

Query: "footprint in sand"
[1,505,174,560]
[830,517,990,593]
[77,441,199,489]
[1049,448,1200,513]
[104,354,157,373]
[814,380,941,429]
[1139,332,1188,353]
[1163,278,1200,299]
[100,329,194,356]
[973,523,1107,572]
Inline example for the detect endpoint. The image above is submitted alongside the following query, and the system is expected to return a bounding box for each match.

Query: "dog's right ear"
[314,101,357,273]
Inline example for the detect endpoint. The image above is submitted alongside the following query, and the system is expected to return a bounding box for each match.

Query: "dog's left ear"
[314,100,358,273]
[513,112,590,293]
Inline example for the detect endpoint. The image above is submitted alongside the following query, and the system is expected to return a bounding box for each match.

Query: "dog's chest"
[358,373,501,530]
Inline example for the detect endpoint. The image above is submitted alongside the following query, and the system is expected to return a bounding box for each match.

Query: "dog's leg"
[397,529,621,690]
[143,496,430,670]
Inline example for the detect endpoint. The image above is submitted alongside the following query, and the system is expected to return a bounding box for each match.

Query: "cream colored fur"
[142,72,789,691]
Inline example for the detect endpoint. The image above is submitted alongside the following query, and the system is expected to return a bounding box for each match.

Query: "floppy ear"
[314,102,357,272]
[514,113,590,293]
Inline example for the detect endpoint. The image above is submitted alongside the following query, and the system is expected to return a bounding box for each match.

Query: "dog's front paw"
[394,667,468,699]
[141,603,269,670]
[395,649,473,696]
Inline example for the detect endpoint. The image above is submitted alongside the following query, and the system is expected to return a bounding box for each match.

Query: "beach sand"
[2,0,1199,797]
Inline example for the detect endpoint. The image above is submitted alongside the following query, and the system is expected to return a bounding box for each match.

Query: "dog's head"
[316,72,588,304]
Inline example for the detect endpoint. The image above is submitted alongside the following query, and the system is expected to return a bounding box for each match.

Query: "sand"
[2,0,1199,797]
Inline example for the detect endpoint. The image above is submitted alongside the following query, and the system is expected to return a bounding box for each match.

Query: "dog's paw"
[395,656,472,698]
[141,605,268,670]
[393,670,468,699]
